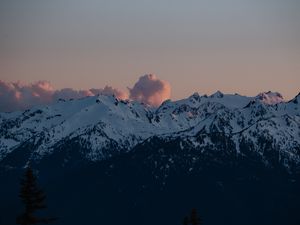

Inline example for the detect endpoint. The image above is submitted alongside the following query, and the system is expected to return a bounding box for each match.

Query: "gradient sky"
[0,0,299,100]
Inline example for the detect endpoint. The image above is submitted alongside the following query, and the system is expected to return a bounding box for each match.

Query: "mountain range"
[0,91,300,225]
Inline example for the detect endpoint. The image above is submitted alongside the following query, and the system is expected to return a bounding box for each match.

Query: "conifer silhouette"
[16,166,56,225]
[182,208,202,225]
[182,216,189,225]
[190,208,202,225]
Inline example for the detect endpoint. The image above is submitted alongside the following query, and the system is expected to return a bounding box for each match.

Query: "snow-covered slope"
[0,92,299,169]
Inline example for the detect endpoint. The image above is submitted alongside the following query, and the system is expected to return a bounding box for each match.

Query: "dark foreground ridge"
[1,136,300,225]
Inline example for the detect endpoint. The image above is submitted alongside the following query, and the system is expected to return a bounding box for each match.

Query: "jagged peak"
[189,92,201,101]
[210,91,224,98]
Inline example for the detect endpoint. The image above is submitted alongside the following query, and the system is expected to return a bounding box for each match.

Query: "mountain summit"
[0,91,299,170]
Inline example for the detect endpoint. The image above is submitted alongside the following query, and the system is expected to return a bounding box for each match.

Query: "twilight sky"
[0,0,299,108]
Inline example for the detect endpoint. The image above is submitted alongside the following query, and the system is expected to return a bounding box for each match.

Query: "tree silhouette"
[16,166,56,225]
[182,208,202,225]
[182,216,189,225]
[190,208,202,225]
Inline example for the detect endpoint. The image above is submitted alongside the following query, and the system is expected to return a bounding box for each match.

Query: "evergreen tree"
[182,216,189,225]
[182,208,202,225]
[17,166,55,225]
[190,208,202,225]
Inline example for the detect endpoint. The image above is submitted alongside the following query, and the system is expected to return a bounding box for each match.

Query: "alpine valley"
[1,91,300,225]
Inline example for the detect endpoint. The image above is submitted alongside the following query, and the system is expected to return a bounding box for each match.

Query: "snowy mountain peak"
[189,92,201,101]
[210,91,224,98]
[0,91,300,169]
[256,91,284,105]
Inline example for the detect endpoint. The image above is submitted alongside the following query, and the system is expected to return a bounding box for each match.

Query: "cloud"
[129,74,171,107]
[53,86,128,101]
[0,75,170,112]
[90,86,129,100]
[53,88,94,100]
[0,80,54,112]
[0,80,128,112]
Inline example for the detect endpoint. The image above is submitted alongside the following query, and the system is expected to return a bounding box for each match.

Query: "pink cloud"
[0,81,54,112]
[90,86,129,100]
[0,75,170,112]
[53,88,94,100]
[129,74,171,107]
[0,80,128,112]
